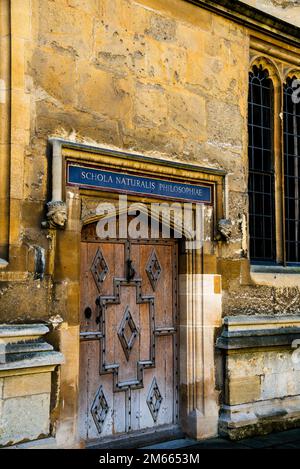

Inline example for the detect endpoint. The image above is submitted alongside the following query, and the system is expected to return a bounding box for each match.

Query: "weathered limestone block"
[145,41,187,84]
[206,99,243,147]
[225,376,261,406]
[0,394,50,445]
[0,324,64,447]
[133,82,167,128]
[0,278,52,322]
[145,14,177,42]
[222,281,300,316]
[168,90,207,142]
[217,316,300,439]
[3,373,51,398]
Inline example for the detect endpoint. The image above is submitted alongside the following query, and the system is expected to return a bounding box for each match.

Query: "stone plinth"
[0,324,64,447]
[217,316,300,440]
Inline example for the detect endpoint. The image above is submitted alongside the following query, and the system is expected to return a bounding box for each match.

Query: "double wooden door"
[79,231,178,442]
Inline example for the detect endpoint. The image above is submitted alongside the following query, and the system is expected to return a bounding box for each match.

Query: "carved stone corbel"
[0,258,8,269]
[42,200,67,230]
[215,218,233,242]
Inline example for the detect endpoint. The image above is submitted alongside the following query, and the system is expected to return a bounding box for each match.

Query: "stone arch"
[250,56,282,88]
[285,68,300,81]
[81,199,202,245]
[77,192,220,441]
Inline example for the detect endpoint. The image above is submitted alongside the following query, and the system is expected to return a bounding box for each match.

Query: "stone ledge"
[223,315,300,328]
[0,324,49,339]
[7,437,58,449]
[0,351,64,372]
[217,333,300,350]
[0,324,64,372]
[0,259,8,270]
[222,326,300,337]
[217,315,300,350]
[251,265,300,274]
[3,341,53,355]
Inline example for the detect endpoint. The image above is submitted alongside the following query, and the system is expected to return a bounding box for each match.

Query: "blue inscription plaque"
[67,164,212,203]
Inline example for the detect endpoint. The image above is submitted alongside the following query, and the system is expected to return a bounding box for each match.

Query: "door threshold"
[86,425,185,450]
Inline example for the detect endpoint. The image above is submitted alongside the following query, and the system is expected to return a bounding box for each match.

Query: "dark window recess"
[284,77,300,263]
[248,65,275,262]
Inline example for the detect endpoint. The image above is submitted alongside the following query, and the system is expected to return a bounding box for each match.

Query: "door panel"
[79,235,178,442]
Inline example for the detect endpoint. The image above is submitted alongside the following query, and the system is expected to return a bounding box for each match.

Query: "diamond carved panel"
[146,249,162,291]
[118,305,139,361]
[91,248,109,289]
[147,377,163,422]
[91,385,109,434]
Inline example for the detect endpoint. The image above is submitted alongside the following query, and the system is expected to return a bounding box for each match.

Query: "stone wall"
[0,0,250,321]
[1,0,300,320]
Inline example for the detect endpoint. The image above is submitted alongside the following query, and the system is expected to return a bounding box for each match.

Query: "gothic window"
[284,77,300,263]
[248,65,275,262]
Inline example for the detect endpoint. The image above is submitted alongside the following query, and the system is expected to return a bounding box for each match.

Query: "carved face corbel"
[215,218,233,242]
[42,200,67,229]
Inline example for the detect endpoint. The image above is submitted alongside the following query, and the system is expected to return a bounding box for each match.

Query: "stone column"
[179,245,222,440]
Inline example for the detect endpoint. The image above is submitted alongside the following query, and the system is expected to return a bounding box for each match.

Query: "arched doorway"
[79,220,179,445]
[49,142,223,447]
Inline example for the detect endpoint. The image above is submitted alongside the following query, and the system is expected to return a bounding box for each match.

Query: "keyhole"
[84,307,92,319]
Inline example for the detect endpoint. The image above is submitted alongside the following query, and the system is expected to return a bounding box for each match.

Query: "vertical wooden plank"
[86,340,114,440]
[130,244,141,432]
[80,242,89,332]
[79,242,89,441]
[173,242,179,424]
[78,340,88,441]
[153,243,172,328]
[111,242,127,433]
[81,243,100,333]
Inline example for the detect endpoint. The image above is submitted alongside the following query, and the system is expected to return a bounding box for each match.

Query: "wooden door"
[79,229,178,442]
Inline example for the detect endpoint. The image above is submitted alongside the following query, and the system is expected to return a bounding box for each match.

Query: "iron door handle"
[126,259,136,282]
